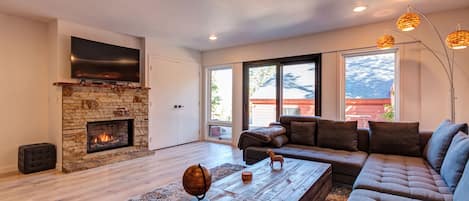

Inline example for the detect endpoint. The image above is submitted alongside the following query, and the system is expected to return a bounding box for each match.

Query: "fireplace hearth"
[87,119,134,153]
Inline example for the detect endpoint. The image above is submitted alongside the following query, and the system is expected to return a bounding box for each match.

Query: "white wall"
[54,20,144,83]
[202,7,469,140]
[0,13,49,173]
[144,38,201,63]
[47,20,60,171]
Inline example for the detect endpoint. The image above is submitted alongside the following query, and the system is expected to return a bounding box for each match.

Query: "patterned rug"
[129,163,351,201]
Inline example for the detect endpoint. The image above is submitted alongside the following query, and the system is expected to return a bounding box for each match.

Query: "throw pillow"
[424,120,468,172]
[271,135,289,148]
[369,121,420,156]
[243,126,286,142]
[440,132,469,192]
[290,121,316,146]
[453,159,469,201]
[317,119,358,151]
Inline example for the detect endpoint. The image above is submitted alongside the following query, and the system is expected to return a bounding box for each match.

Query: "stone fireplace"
[59,83,154,173]
[86,119,134,153]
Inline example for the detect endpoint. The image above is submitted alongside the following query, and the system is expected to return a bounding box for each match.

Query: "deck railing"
[250,98,392,128]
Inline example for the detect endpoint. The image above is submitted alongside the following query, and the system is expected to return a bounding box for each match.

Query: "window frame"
[339,48,400,122]
[206,66,233,141]
[242,54,322,130]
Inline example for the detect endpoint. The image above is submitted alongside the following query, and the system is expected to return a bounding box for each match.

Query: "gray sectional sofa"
[237,115,469,201]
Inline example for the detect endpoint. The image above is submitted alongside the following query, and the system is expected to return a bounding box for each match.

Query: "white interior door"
[148,56,200,150]
[176,62,200,143]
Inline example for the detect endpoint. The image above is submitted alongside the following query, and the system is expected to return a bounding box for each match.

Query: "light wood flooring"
[0,142,243,201]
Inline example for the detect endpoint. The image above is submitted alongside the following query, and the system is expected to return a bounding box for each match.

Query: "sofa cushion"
[348,189,420,201]
[353,154,453,201]
[245,144,367,177]
[270,135,289,148]
[357,129,370,152]
[424,120,468,172]
[440,132,469,192]
[453,160,469,201]
[317,119,358,151]
[369,121,421,157]
[279,115,319,139]
[290,121,315,146]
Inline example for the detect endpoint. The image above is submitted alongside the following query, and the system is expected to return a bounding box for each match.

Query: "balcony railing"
[250,98,392,128]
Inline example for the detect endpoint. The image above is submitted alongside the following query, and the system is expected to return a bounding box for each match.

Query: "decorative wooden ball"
[182,164,212,199]
[241,171,253,182]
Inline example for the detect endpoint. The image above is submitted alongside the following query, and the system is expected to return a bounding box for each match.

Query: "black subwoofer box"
[18,143,56,174]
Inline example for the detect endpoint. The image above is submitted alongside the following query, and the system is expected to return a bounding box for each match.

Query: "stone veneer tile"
[61,86,154,173]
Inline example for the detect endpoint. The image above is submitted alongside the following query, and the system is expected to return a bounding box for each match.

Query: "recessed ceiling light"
[209,35,218,40]
[353,5,368,12]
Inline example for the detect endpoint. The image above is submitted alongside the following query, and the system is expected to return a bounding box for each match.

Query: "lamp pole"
[412,7,456,122]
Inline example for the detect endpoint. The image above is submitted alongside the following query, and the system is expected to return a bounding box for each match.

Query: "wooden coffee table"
[207,158,332,201]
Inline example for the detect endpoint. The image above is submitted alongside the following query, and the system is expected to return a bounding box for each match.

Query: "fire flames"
[92,132,113,144]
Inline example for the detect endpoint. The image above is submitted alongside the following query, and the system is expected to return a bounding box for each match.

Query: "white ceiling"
[0,0,468,51]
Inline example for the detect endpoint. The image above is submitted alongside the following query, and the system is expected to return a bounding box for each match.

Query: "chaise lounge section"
[352,154,452,201]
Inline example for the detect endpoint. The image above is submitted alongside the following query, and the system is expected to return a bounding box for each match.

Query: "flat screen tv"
[71,36,140,82]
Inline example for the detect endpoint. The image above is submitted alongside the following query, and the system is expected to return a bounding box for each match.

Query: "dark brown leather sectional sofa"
[238,115,469,201]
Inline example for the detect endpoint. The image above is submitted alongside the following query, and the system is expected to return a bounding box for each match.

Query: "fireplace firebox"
[86,119,134,153]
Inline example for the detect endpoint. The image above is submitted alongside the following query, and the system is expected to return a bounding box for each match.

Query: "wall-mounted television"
[71,36,140,82]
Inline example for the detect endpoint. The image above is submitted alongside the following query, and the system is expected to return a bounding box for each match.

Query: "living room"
[0,0,468,201]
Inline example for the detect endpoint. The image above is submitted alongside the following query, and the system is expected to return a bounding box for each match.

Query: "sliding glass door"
[247,65,277,128]
[243,54,321,130]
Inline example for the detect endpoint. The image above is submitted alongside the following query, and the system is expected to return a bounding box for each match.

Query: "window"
[243,54,321,129]
[282,63,316,116]
[343,51,397,128]
[207,67,232,140]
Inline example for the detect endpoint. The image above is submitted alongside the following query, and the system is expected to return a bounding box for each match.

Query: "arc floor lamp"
[376,5,468,123]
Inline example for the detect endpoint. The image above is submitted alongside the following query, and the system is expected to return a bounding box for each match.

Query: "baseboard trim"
[0,164,17,175]
[151,140,202,151]
[55,162,62,172]
[0,162,62,175]
[204,139,234,146]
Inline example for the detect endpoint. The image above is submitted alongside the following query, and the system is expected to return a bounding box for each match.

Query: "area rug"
[129,163,351,201]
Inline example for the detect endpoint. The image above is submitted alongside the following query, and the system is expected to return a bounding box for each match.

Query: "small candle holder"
[241,171,252,183]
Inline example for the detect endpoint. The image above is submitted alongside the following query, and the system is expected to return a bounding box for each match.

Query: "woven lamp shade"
[377,34,395,49]
[446,29,469,49]
[396,12,420,32]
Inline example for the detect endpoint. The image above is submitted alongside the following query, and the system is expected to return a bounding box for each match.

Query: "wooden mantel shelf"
[53,82,151,90]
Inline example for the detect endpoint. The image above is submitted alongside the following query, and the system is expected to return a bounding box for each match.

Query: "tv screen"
[71,36,140,82]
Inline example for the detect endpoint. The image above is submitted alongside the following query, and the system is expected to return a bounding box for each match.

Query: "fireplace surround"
[60,83,154,173]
